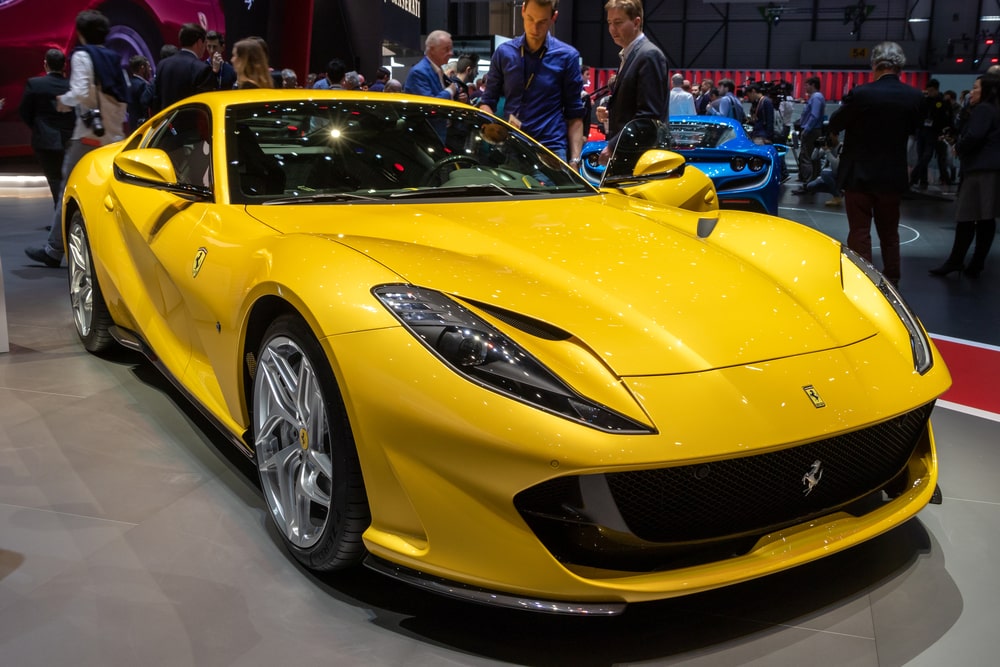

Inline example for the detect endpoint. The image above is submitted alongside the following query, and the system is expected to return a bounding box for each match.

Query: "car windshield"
[668,120,740,149]
[225,100,594,204]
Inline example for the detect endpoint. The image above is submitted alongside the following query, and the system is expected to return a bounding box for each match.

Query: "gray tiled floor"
[1,176,998,666]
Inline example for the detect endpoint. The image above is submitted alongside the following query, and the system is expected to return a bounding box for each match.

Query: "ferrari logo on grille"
[803,385,826,408]
[801,460,823,496]
[193,247,208,278]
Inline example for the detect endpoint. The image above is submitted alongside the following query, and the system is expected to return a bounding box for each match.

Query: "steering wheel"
[422,155,480,186]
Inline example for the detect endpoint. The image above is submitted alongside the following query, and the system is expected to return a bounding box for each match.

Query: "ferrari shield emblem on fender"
[193,247,208,277]
[803,385,826,408]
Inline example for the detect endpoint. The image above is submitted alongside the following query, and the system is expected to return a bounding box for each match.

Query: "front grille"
[514,402,934,572]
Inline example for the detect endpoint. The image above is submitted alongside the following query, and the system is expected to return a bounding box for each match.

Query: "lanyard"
[520,43,547,91]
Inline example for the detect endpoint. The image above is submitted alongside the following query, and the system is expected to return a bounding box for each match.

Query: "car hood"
[246,196,876,376]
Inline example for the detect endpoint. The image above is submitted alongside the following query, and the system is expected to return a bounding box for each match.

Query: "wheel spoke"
[307,448,333,482]
[258,351,300,425]
[254,413,286,449]
[260,440,304,542]
[67,225,93,335]
[295,355,319,424]
[298,465,330,508]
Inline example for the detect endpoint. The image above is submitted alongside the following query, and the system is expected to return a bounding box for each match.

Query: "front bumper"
[329,326,947,611]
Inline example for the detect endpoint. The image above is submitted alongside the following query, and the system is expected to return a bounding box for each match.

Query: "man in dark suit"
[596,0,668,164]
[152,22,218,112]
[205,30,237,90]
[828,41,923,285]
[19,48,75,205]
[126,55,153,132]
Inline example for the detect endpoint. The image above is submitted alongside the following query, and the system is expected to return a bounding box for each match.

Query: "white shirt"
[60,50,127,144]
[669,87,696,116]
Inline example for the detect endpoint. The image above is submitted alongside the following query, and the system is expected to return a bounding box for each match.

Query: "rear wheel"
[67,211,114,353]
[252,315,370,570]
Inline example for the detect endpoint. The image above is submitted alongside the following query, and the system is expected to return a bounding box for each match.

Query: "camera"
[742,79,793,101]
[80,108,105,137]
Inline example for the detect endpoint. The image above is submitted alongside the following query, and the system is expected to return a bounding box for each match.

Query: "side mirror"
[633,149,686,177]
[113,149,178,184]
[112,148,211,201]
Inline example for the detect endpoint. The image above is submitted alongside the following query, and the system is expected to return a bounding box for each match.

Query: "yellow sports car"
[62,90,950,615]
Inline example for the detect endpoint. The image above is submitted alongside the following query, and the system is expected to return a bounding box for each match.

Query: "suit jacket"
[827,73,922,193]
[152,49,216,112]
[209,60,237,91]
[18,72,74,151]
[127,74,153,131]
[606,35,668,143]
[403,56,451,100]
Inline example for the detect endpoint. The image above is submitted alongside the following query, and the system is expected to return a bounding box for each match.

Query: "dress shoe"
[825,196,842,206]
[24,246,61,268]
[928,262,963,277]
[791,187,809,195]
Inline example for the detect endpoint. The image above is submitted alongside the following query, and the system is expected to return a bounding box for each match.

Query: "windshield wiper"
[388,183,514,199]
[262,192,381,205]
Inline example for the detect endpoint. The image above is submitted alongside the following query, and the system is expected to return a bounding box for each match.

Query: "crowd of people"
[14,1,998,282]
[18,9,325,267]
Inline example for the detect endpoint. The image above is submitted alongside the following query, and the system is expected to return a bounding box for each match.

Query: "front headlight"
[373,285,653,433]
[842,248,933,374]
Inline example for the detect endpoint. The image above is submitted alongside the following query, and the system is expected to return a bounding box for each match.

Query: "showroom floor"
[1,166,998,666]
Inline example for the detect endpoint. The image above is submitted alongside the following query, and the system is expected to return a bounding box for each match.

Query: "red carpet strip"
[930,334,1000,422]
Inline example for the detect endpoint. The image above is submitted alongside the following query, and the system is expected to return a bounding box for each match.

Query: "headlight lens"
[374,286,653,433]
[842,248,933,374]
[730,156,747,171]
[747,156,767,172]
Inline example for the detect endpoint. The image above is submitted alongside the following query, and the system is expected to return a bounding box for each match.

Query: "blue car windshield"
[669,121,739,149]
[224,99,594,204]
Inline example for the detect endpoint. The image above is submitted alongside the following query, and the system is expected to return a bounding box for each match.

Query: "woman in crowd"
[929,73,1000,278]
[231,38,273,89]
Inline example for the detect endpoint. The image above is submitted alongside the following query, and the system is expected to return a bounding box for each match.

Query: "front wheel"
[252,314,370,570]
[67,211,114,353]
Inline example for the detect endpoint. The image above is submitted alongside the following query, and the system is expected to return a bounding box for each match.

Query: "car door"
[107,103,217,387]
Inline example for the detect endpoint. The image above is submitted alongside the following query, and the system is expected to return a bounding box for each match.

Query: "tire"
[252,314,370,570]
[100,2,163,71]
[67,211,115,353]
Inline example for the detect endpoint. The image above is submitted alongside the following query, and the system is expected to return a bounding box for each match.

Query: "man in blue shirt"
[479,0,584,164]
[797,76,826,182]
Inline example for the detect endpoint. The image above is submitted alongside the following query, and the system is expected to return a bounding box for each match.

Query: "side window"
[145,105,213,189]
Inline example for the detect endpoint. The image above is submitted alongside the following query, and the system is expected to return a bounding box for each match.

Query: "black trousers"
[798,128,821,182]
[34,149,66,207]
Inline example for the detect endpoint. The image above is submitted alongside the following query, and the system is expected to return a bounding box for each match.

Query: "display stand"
[0,256,9,353]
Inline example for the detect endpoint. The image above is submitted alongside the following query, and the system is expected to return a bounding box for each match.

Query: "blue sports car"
[581,115,784,215]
